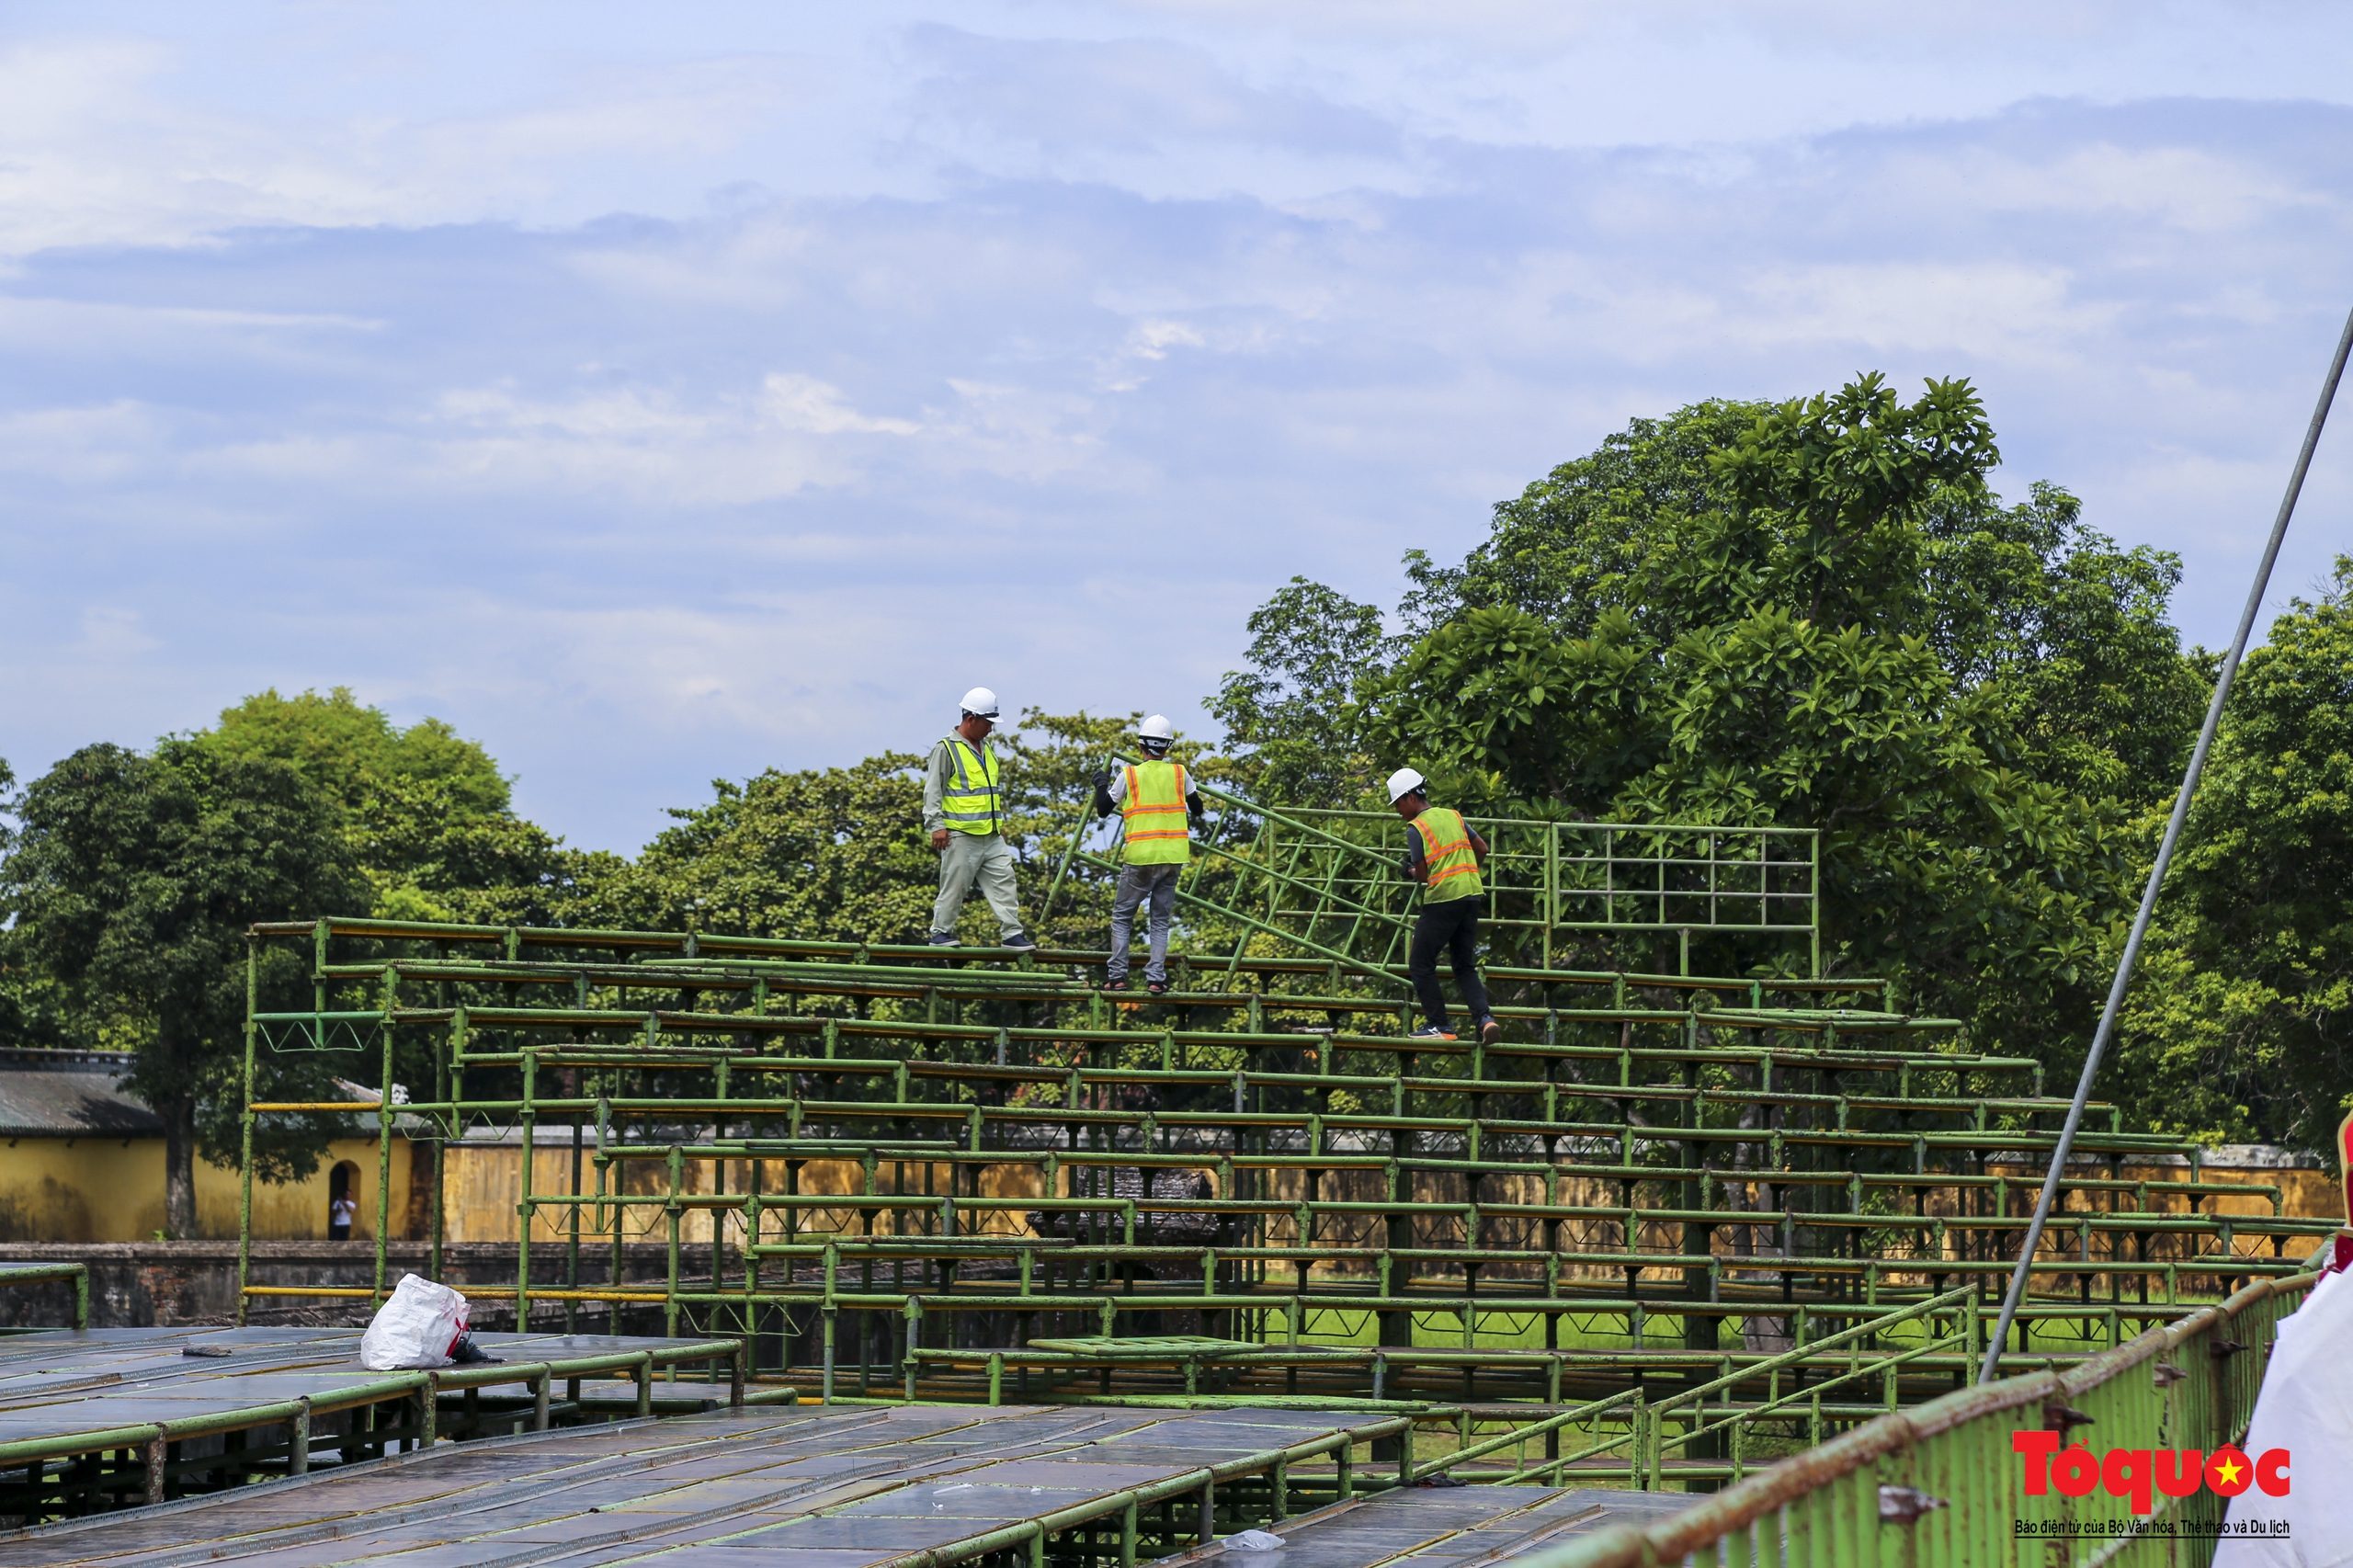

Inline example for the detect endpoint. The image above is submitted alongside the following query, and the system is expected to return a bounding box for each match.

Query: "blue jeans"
[1108,863,1181,983]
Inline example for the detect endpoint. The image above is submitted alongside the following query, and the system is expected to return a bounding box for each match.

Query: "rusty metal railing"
[1534,1257,2320,1566]
[0,1262,89,1330]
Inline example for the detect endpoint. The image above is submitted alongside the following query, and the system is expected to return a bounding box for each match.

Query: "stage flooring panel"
[9,1408,882,1565]
[10,1403,1413,1568]
[0,1327,736,1451]
[1162,1485,1697,1568]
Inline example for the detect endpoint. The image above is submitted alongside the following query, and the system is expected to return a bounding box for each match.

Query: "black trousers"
[1409,895,1490,1032]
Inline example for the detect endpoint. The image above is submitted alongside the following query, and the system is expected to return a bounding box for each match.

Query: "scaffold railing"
[1039,776,1822,980]
[1530,1261,2319,1564]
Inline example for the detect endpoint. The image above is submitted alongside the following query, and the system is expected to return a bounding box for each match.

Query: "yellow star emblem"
[2213,1457,2245,1487]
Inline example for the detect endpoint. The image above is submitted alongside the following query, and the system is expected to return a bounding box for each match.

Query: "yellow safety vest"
[1120,761,1191,866]
[1411,807,1483,903]
[939,736,1002,835]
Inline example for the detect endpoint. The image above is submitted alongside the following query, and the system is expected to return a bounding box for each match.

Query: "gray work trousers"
[932,831,1024,940]
[1107,862,1181,983]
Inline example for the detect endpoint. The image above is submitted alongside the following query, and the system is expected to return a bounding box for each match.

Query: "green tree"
[1397,398,1768,642]
[196,687,571,924]
[1219,374,2201,1061]
[0,756,76,1051]
[584,755,939,942]
[1208,579,1395,808]
[2118,561,2353,1151]
[1393,392,2204,816]
[202,687,507,816]
[0,742,366,1234]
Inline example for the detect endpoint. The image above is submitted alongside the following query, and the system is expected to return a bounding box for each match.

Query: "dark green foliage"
[578,754,939,943]
[1921,482,2209,812]
[1398,398,1767,642]
[196,687,572,923]
[0,755,85,1054]
[1209,578,1396,808]
[202,687,509,817]
[0,742,367,1233]
[2120,562,2353,1151]
[349,769,579,926]
[1218,373,2210,1068]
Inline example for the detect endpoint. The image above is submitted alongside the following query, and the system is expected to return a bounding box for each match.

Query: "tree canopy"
[2119,561,2353,1153]
[0,741,365,1233]
[1216,373,2213,1070]
[0,693,583,1221]
[196,687,573,925]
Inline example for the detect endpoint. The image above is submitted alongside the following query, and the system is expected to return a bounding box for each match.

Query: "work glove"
[1089,770,1111,790]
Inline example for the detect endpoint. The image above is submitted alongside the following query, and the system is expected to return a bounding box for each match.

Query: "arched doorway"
[328,1162,359,1240]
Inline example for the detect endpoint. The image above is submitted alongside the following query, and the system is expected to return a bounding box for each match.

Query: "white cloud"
[1728,263,2121,366]
[415,381,863,503]
[1877,142,2333,233]
[1127,319,1206,359]
[763,372,921,435]
[0,400,169,483]
[0,38,811,254]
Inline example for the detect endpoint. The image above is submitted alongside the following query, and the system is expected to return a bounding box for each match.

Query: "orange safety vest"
[1410,806,1483,903]
[1120,760,1192,866]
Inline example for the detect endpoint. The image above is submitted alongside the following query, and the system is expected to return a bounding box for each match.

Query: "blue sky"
[4,3,2350,852]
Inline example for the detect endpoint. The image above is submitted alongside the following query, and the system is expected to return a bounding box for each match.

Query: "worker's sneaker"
[926,931,959,946]
[1477,1016,1503,1046]
[1408,1024,1457,1040]
[1002,932,1037,949]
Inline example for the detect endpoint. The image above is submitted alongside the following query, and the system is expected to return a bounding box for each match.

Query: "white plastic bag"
[1224,1531,1286,1551]
[359,1274,471,1370]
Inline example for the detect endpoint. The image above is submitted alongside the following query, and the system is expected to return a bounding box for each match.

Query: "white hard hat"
[960,687,1000,719]
[1385,767,1427,803]
[1138,714,1176,743]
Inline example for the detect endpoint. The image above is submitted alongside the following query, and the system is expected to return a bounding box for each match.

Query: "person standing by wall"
[924,687,1034,949]
[1389,767,1501,1044]
[1091,715,1203,994]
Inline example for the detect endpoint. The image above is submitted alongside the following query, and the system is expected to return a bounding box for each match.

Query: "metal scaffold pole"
[1977,299,2353,1385]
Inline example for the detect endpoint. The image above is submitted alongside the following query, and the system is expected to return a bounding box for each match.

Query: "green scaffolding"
[1041,775,1823,983]
[235,797,2329,1491]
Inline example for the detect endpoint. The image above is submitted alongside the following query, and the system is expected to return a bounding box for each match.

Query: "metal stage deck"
[0,1402,1578,1568]
[1151,1484,1692,1568]
[0,1325,756,1519]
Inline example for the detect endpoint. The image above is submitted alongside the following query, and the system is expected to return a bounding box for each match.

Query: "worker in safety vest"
[1090,715,1204,994]
[923,687,1034,949]
[1389,767,1500,1045]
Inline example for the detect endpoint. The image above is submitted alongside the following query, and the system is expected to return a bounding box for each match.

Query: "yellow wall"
[0,1135,414,1242]
[433,1149,1051,1245]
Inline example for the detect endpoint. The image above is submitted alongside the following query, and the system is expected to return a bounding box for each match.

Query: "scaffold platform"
[10,1403,1470,1568]
[0,1325,754,1521]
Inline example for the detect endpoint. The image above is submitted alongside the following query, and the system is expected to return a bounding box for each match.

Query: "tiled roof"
[0,1051,163,1138]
